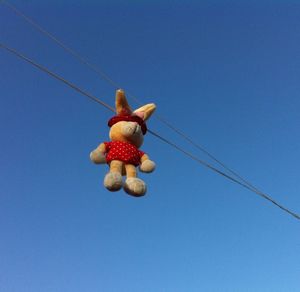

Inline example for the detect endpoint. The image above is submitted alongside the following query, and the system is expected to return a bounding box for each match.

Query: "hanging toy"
[90,89,156,197]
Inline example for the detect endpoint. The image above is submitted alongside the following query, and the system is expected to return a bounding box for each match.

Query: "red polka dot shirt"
[104,141,145,166]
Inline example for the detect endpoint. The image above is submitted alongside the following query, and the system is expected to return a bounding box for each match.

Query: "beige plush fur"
[90,89,156,197]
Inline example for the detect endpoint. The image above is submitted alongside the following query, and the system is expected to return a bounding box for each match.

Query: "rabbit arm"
[140,154,156,173]
[90,143,107,164]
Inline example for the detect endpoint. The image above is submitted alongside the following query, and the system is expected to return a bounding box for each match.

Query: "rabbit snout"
[121,122,142,137]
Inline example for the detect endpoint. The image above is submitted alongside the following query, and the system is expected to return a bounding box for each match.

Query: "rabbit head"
[108,89,156,148]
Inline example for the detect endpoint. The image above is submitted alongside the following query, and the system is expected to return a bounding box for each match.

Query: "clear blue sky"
[1,1,300,291]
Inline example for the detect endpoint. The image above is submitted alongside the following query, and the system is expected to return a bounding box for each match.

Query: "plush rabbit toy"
[90,89,156,197]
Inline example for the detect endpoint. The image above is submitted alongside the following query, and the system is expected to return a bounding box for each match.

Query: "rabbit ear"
[115,89,132,115]
[133,103,156,121]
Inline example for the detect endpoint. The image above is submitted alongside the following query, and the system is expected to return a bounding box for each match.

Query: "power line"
[1,42,299,221]
[0,0,263,196]
[149,130,300,220]
[0,43,115,112]
[1,0,121,90]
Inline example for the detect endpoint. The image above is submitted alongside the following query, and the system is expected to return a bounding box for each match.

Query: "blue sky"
[1,1,300,291]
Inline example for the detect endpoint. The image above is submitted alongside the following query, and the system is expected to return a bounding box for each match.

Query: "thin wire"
[148,130,300,220]
[1,42,299,221]
[155,116,262,194]
[1,0,121,90]
[0,43,115,112]
[1,0,263,195]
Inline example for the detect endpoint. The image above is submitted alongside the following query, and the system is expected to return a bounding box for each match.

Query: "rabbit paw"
[90,149,106,164]
[104,172,123,191]
[140,160,156,173]
[124,178,146,197]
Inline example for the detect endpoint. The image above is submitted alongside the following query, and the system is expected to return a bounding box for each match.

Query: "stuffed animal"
[90,89,156,197]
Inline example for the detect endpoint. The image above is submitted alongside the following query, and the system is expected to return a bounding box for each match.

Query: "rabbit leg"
[123,164,146,197]
[104,160,123,191]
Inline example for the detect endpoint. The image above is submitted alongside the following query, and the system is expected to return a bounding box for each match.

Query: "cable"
[151,116,263,194]
[1,0,121,90]
[1,0,263,195]
[0,43,115,112]
[1,42,299,221]
[149,130,300,220]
